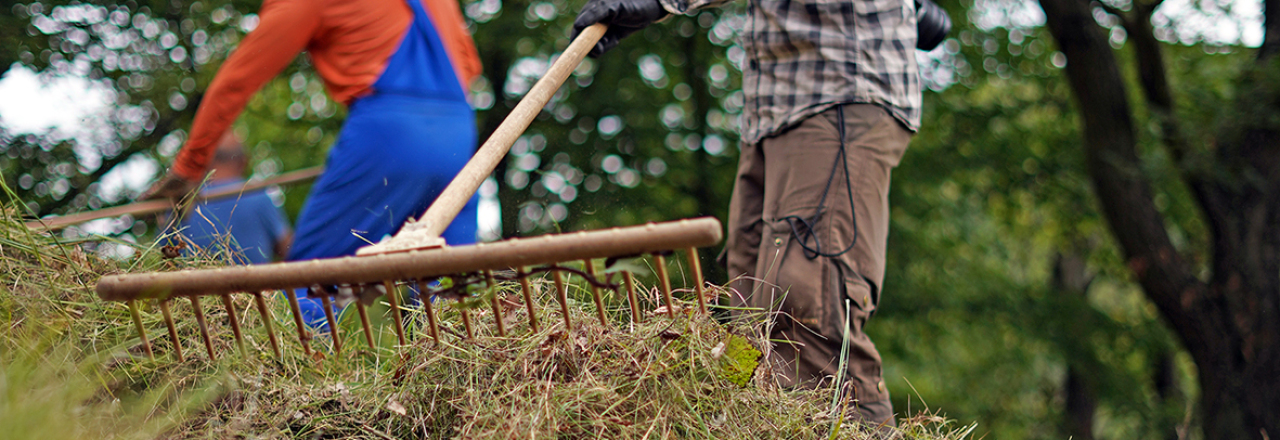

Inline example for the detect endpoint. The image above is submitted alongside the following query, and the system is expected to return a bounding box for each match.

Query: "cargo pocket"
[832,258,889,403]
[756,220,819,333]
[823,258,875,340]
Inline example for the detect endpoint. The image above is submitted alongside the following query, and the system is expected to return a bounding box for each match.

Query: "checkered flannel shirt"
[659,0,922,142]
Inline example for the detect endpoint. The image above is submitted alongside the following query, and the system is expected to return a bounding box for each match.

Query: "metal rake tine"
[159,299,184,362]
[285,290,313,357]
[355,301,376,350]
[552,267,572,332]
[518,267,539,333]
[383,280,406,347]
[623,271,642,325]
[459,302,475,339]
[128,300,154,360]
[189,296,217,360]
[654,253,675,318]
[220,294,247,356]
[687,247,707,315]
[486,270,506,337]
[417,280,443,346]
[582,259,608,327]
[318,293,342,356]
[253,292,282,359]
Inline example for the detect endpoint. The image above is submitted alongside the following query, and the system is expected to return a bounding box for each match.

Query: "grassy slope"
[0,209,974,439]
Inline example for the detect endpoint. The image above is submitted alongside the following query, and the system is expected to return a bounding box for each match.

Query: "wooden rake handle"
[24,166,324,232]
[97,217,721,300]
[358,23,608,255]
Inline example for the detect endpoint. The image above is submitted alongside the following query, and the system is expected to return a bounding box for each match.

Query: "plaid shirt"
[659,0,921,143]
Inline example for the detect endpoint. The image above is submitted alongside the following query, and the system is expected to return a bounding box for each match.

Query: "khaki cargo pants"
[726,104,909,424]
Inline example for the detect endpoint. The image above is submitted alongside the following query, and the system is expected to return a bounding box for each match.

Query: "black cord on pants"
[779,105,861,260]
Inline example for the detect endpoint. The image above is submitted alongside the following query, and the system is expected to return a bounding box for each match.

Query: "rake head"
[97,217,721,362]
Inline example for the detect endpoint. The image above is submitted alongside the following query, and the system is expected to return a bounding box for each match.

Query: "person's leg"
[752,104,909,424]
[725,141,767,312]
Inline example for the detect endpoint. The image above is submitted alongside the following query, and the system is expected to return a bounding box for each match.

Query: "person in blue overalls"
[143,0,484,328]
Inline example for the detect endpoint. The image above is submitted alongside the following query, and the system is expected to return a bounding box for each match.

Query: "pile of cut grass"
[0,206,975,439]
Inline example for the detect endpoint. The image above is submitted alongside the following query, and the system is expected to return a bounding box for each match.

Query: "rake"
[24,166,324,232]
[94,24,723,362]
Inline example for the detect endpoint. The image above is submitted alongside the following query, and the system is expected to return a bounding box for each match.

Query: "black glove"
[916,0,952,51]
[572,0,669,57]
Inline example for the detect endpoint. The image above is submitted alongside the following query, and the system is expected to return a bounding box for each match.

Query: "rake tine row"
[128,300,154,360]
[355,301,376,350]
[285,291,312,357]
[120,257,713,361]
[459,300,475,339]
[253,292,282,359]
[583,259,608,327]
[419,280,444,346]
[552,268,572,332]
[160,300,184,361]
[486,271,506,337]
[687,248,707,316]
[622,271,642,325]
[219,294,247,356]
[383,280,407,346]
[121,254,709,361]
[189,296,216,360]
[317,293,341,356]
[518,268,539,333]
[102,218,720,362]
[654,253,676,319]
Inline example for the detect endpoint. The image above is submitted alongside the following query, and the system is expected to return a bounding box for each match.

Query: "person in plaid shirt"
[574,0,947,426]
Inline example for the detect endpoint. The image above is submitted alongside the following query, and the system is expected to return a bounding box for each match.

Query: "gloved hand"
[139,170,199,203]
[572,0,669,57]
[916,0,952,51]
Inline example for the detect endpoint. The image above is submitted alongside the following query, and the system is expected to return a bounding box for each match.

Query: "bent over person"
[175,131,293,265]
[572,0,949,425]
[144,0,483,327]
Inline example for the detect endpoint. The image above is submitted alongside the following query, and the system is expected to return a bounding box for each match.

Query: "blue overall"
[287,0,478,328]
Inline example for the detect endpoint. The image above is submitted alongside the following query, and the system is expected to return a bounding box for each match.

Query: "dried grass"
[0,201,975,439]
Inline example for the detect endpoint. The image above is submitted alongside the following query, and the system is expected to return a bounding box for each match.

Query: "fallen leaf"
[387,400,407,416]
[650,305,684,316]
[161,242,186,259]
[710,342,726,359]
[659,330,682,341]
[539,331,566,357]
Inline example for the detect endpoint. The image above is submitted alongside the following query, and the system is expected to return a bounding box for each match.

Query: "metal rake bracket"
[98,217,721,362]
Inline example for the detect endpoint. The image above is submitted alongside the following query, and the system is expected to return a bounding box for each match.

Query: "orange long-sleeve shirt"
[173,0,481,181]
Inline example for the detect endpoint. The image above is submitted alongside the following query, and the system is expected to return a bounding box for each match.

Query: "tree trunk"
[476,50,516,238]
[1036,0,1280,437]
[1152,352,1183,440]
[1064,371,1097,440]
[1054,253,1096,440]
[681,21,729,284]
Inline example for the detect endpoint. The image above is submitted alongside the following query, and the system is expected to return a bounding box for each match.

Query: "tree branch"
[1096,2,1132,29]
[1128,3,1171,123]
[1123,0,1232,238]
[1261,0,1280,60]
[38,108,188,216]
[1038,0,1210,358]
